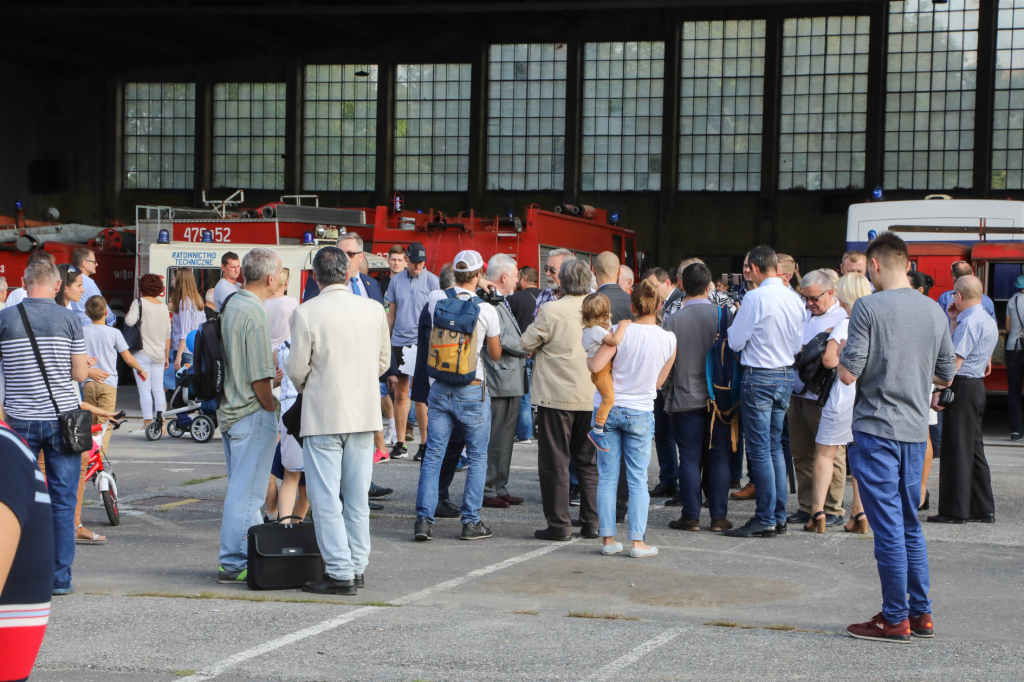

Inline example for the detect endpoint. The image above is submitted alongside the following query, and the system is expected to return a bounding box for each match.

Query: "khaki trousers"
[788,396,846,515]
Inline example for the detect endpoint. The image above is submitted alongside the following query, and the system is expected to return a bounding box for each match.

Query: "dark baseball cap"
[407,242,427,263]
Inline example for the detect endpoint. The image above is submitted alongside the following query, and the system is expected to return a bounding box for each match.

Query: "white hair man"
[481,254,529,509]
[787,268,849,530]
[533,248,575,317]
[617,264,634,294]
[216,247,283,584]
[287,246,391,595]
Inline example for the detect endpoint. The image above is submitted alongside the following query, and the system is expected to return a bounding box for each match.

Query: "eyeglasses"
[545,266,557,274]
[342,251,361,259]
[952,290,962,299]
[84,259,97,265]
[802,291,830,304]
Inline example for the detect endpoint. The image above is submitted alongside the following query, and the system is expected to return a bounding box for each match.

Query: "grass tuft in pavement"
[173,671,197,677]
[705,620,825,634]
[509,609,540,616]
[181,474,227,486]
[126,590,397,607]
[567,611,639,621]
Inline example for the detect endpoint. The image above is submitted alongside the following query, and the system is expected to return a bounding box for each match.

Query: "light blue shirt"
[384,268,440,346]
[70,274,115,327]
[952,303,999,378]
[937,289,996,322]
[727,277,805,370]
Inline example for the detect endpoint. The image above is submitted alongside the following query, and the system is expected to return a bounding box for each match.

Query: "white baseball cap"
[454,250,485,272]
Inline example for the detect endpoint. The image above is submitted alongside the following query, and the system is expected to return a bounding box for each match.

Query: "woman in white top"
[588,280,676,558]
[808,272,871,533]
[125,273,171,430]
[264,268,300,350]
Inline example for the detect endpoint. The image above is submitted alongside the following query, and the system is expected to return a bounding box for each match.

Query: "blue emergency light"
[201,230,214,243]
[157,229,170,244]
[868,230,878,241]
[610,212,620,225]
[302,231,315,245]
[872,187,884,200]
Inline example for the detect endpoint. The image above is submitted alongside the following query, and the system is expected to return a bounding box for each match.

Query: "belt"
[469,380,482,386]
[743,366,793,372]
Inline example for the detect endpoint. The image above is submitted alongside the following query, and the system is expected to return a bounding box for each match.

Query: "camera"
[476,286,505,305]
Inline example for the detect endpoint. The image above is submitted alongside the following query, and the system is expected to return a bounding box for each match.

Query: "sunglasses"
[342,251,361,259]
[545,266,557,274]
[803,291,830,304]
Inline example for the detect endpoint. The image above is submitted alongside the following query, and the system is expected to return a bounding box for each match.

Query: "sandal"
[803,510,826,534]
[75,524,106,544]
[844,512,869,534]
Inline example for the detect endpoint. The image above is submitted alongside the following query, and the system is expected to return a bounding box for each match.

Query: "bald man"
[929,274,999,525]
[595,253,635,325]
[936,261,996,322]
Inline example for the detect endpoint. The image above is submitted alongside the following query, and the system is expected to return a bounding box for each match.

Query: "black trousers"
[438,423,465,502]
[1007,349,1024,435]
[536,407,599,536]
[938,376,994,519]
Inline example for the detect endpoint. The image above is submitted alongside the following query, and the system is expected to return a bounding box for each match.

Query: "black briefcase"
[245,518,325,590]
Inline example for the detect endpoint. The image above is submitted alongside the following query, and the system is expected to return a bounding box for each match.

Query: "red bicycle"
[86,411,127,526]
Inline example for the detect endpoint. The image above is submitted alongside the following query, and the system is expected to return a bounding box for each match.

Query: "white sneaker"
[382,423,396,447]
[515,438,532,445]
[629,546,658,558]
[600,542,623,556]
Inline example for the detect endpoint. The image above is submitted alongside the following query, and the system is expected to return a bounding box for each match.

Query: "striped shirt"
[952,302,999,378]
[170,298,207,352]
[0,299,85,421]
[217,289,278,432]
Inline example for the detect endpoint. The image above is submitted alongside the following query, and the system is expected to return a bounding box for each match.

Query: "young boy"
[82,295,147,453]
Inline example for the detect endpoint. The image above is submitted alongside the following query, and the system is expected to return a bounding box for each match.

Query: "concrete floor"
[30,394,1024,681]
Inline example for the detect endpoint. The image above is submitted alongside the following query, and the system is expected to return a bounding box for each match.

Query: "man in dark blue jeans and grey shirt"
[839,231,955,643]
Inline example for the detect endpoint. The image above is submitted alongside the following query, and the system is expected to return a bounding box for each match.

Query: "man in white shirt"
[214,252,241,311]
[69,248,115,326]
[786,269,848,528]
[414,250,502,543]
[723,245,805,539]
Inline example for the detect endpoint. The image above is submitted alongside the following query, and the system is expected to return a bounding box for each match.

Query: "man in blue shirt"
[69,248,115,327]
[935,261,996,322]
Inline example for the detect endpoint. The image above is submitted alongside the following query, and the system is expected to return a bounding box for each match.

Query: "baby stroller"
[146,362,218,443]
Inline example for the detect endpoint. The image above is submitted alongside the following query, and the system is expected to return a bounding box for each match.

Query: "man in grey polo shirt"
[384,242,440,459]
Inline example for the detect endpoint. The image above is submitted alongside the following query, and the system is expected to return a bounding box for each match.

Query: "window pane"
[213,82,286,190]
[992,0,1024,189]
[680,20,766,192]
[395,63,470,191]
[779,15,870,191]
[304,65,378,192]
[885,0,978,191]
[124,83,195,189]
[583,41,665,191]
[487,43,567,191]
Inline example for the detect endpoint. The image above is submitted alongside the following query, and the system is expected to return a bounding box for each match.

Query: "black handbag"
[121,298,144,352]
[282,394,303,446]
[17,303,93,453]
[246,517,325,590]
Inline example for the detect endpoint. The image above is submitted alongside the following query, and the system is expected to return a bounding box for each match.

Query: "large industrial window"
[487,43,567,191]
[680,20,766,192]
[884,0,979,190]
[582,42,665,191]
[123,82,195,190]
[395,63,472,192]
[779,16,870,191]
[304,65,378,192]
[213,83,286,190]
[993,0,1024,190]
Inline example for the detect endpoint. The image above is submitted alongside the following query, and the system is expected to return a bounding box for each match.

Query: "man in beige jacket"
[520,258,599,541]
[287,247,391,596]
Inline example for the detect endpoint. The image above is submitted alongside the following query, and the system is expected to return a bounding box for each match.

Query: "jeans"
[303,431,374,580]
[218,409,279,572]
[740,368,794,527]
[11,419,78,589]
[416,382,491,524]
[596,406,654,541]
[1008,349,1024,435]
[671,409,730,520]
[654,393,677,487]
[516,358,534,440]
[164,349,194,390]
[848,431,931,623]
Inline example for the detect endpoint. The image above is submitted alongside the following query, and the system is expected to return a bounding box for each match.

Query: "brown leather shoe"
[668,517,700,531]
[500,493,523,505]
[730,482,755,500]
[482,496,510,508]
[710,518,733,532]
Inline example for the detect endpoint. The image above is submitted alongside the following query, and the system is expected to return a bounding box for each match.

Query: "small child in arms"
[581,293,629,452]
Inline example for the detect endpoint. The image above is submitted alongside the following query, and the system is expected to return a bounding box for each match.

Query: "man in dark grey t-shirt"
[838,232,955,644]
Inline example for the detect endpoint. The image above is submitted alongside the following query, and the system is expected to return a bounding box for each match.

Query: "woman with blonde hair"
[167,268,207,373]
[806,272,872,533]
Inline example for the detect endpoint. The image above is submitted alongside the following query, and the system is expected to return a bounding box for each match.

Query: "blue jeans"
[654,394,677,487]
[10,419,78,589]
[671,409,730,520]
[849,431,931,623]
[416,382,491,524]
[218,409,279,572]
[303,431,374,580]
[516,358,534,440]
[164,349,194,390]
[740,368,794,527]
[596,406,654,541]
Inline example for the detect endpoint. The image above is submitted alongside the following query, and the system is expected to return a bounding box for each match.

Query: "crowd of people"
[0,228,1009,672]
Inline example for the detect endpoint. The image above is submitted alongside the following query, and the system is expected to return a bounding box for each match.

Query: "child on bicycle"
[580,293,629,452]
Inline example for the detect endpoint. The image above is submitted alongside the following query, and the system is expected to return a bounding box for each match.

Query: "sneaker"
[460,521,493,540]
[413,443,427,462]
[1012,432,1022,442]
[383,423,397,446]
[435,499,461,518]
[588,428,609,451]
[629,545,659,558]
[390,443,409,460]
[515,437,533,445]
[368,483,393,499]
[569,484,581,507]
[414,519,433,541]
[52,585,75,596]
[846,613,911,644]
[218,566,247,584]
[373,448,389,464]
[909,613,934,638]
[721,517,776,538]
[456,456,468,472]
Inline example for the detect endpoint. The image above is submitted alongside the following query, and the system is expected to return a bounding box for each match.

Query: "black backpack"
[192,292,236,402]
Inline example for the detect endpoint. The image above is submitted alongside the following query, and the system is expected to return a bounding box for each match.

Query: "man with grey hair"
[481,254,529,509]
[786,268,848,529]
[0,275,8,309]
[521,257,600,541]
[287,247,391,594]
[217,247,283,584]
[533,247,575,318]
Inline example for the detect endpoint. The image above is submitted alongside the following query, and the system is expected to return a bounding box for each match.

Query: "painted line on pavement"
[183,538,580,681]
[584,627,686,681]
[155,498,201,511]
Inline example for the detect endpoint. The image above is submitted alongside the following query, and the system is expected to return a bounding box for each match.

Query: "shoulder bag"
[17,303,93,453]
[122,298,144,352]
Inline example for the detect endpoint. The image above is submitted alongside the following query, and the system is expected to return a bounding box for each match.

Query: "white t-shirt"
[598,323,676,412]
[5,289,27,308]
[265,295,300,349]
[426,287,500,378]
[84,323,128,388]
[582,325,610,358]
[819,318,856,439]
